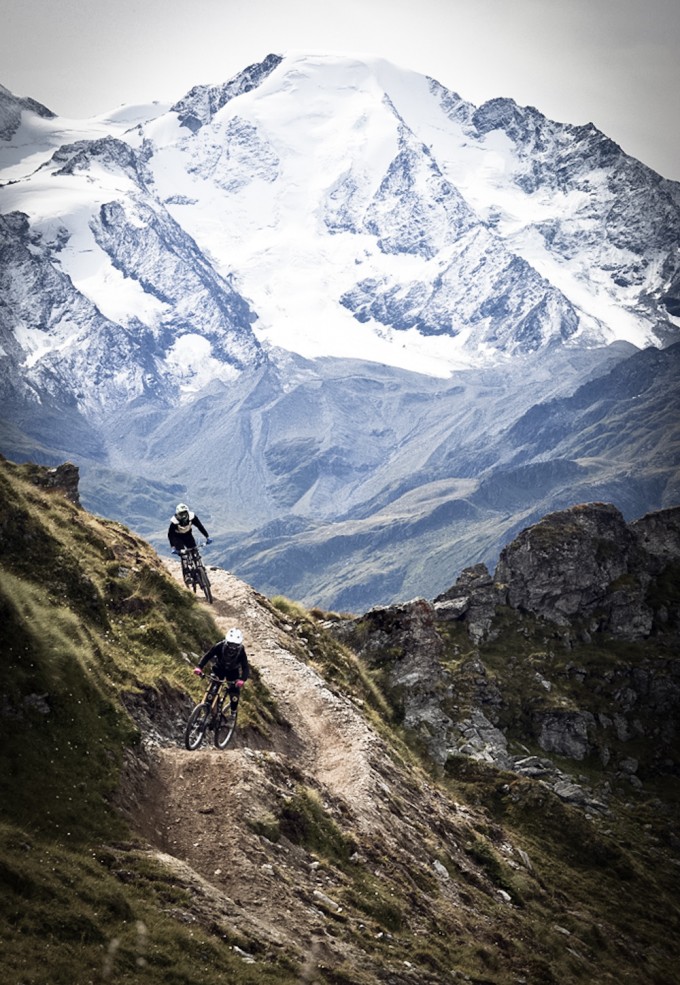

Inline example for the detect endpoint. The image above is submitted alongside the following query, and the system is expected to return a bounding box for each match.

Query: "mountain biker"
[193,628,249,714]
[168,502,212,552]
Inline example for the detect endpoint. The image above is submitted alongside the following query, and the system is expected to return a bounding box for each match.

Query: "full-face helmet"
[175,503,190,525]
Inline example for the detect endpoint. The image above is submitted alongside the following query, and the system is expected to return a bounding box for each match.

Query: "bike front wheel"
[184,703,211,750]
[198,565,213,604]
[215,709,238,749]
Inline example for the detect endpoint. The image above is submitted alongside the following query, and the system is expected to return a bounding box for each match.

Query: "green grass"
[0,824,297,985]
[277,786,356,866]
[0,570,133,843]
[0,458,301,985]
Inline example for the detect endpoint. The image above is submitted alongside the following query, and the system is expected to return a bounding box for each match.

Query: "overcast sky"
[3,0,679,181]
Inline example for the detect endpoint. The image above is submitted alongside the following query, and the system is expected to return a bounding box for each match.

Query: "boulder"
[26,460,82,506]
[492,503,680,640]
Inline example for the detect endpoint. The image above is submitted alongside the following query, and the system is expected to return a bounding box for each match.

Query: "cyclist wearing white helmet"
[193,628,249,713]
[168,502,211,552]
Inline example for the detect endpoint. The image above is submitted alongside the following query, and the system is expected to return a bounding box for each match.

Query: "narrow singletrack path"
[189,562,387,832]
[119,560,485,971]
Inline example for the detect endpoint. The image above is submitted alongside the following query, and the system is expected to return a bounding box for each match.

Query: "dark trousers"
[222,681,240,713]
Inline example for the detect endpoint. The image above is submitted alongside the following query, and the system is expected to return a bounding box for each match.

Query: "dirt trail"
[118,559,554,980]
[123,560,397,961]
[203,563,385,832]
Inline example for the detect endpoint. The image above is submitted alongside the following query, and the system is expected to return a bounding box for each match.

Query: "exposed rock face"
[331,502,680,811]
[533,709,597,761]
[631,507,680,563]
[0,83,55,141]
[332,597,456,762]
[434,562,503,643]
[431,503,680,644]
[20,459,82,506]
[493,502,680,640]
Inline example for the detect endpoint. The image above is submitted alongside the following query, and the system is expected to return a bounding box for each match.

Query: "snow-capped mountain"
[1,53,679,608]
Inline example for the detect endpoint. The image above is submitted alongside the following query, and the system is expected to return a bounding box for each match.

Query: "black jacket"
[168,511,209,550]
[198,640,249,682]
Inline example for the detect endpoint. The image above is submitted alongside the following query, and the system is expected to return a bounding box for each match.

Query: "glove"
[235,679,245,688]
[193,667,204,676]
[171,548,179,555]
[205,537,212,544]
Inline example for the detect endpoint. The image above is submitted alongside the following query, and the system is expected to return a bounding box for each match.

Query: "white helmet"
[225,628,243,645]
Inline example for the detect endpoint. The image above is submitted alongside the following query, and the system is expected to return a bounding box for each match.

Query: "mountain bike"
[179,543,213,603]
[184,673,238,750]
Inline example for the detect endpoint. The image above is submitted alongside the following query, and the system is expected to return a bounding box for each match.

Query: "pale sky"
[2,0,679,181]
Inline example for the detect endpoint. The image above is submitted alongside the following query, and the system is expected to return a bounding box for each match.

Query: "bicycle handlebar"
[202,673,240,686]
[175,540,211,554]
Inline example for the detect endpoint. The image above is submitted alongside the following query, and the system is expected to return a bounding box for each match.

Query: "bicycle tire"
[215,708,238,749]
[184,702,211,750]
[198,565,213,604]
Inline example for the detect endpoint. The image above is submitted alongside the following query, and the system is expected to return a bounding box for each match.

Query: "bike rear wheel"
[184,702,211,750]
[215,708,238,749]
[197,564,213,604]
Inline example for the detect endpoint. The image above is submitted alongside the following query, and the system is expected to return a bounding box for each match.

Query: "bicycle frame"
[184,673,239,750]
[178,542,213,603]
[179,546,202,583]
[203,674,224,714]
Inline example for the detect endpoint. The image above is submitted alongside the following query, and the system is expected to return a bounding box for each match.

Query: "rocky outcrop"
[0,83,55,141]
[631,507,680,562]
[434,562,504,643]
[331,597,456,762]
[330,503,680,812]
[441,503,680,643]
[19,458,82,506]
[171,53,283,132]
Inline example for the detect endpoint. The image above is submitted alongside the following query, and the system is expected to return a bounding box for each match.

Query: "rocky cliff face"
[436,501,680,644]
[0,83,54,140]
[330,503,680,812]
[492,502,679,639]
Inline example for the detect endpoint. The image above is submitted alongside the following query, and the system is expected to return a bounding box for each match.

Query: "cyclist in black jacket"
[168,502,211,551]
[193,628,249,714]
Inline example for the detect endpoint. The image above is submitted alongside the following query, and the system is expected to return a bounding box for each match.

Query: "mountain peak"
[170,52,284,132]
[0,83,55,140]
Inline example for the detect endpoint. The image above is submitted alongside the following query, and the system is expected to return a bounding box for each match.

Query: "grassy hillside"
[0,457,289,985]
[2,455,680,985]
